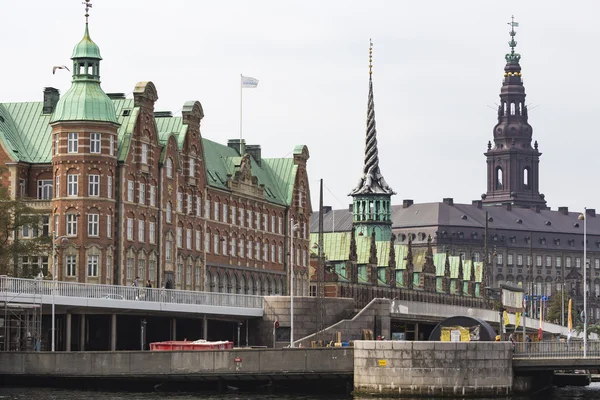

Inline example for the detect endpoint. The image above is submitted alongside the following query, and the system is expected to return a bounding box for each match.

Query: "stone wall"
[255,296,355,347]
[354,341,513,397]
[294,298,390,347]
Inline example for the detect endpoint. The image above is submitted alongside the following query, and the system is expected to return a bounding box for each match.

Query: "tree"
[0,177,51,277]
[573,322,600,340]
[546,290,570,325]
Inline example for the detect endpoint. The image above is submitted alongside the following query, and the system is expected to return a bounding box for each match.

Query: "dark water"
[1,384,600,399]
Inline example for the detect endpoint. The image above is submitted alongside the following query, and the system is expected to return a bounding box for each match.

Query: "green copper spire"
[50,1,118,124]
[505,15,521,64]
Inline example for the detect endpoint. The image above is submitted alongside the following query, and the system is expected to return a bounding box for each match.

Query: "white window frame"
[88,174,100,197]
[107,176,112,199]
[186,228,192,249]
[187,194,192,214]
[110,135,115,156]
[127,180,134,202]
[87,255,99,277]
[166,158,173,178]
[90,133,101,154]
[66,255,77,277]
[138,220,145,242]
[189,158,195,176]
[67,174,78,196]
[55,134,59,155]
[195,230,201,251]
[67,132,78,153]
[166,202,172,223]
[177,227,183,248]
[37,180,53,200]
[107,215,112,238]
[87,213,99,236]
[127,218,133,240]
[139,183,145,205]
[177,192,183,213]
[150,185,156,207]
[196,196,201,217]
[66,214,77,236]
[149,222,156,244]
[141,143,148,164]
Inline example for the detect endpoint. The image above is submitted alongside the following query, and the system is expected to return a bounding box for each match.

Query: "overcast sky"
[1,1,598,213]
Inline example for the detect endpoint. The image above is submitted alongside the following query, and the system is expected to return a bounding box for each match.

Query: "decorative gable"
[227,153,264,198]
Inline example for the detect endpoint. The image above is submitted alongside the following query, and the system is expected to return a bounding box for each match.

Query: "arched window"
[166,202,172,223]
[523,167,530,188]
[510,102,516,115]
[166,157,173,178]
[503,102,507,115]
[495,167,503,190]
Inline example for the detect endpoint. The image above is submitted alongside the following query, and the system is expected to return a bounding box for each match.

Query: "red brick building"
[0,18,311,295]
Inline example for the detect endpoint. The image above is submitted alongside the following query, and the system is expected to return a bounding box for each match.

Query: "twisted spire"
[350,40,395,196]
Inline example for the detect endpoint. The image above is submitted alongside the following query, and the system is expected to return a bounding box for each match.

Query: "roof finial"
[369,39,373,76]
[505,15,521,64]
[82,0,93,24]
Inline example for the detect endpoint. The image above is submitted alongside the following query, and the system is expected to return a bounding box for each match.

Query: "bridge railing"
[0,276,264,309]
[513,340,600,358]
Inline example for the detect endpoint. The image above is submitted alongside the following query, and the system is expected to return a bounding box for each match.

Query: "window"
[222,236,228,255]
[189,158,195,176]
[248,210,253,227]
[166,202,172,223]
[536,255,542,267]
[149,259,156,282]
[205,232,210,253]
[90,133,101,153]
[42,216,49,237]
[507,253,513,265]
[127,180,134,202]
[55,134,59,155]
[271,244,276,262]
[278,217,283,234]
[37,180,52,200]
[231,206,237,225]
[87,214,99,236]
[54,214,58,235]
[109,135,114,156]
[231,237,237,256]
[55,175,60,197]
[187,194,192,214]
[67,174,78,196]
[107,176,112,199]
[176,263,183,285]
[556,257,562,268]
[526,255,532,266]
[177,191,183,212]
[107,215,112,238]
[271,215,276,232]
[596,259,600,269]
[278,245,283,264]
[141,143,148,164]
[166,158,173,178]
[223,204,228,223]
[196,196,201,217]
[546,256,552,267]
[139,183,145,204]
[195,230,201,250]
[213,234,220,255]
[186,228,192,249]
[205,199,210,219]
[576,257,581,268]
[149,222,156,244]
[566,257,572,268]
[214,201,220,221]
[88,175,100,196]
[66,255,77,277]
[263,214,268,231]
[126,256,134,280]
[177,227,183,248]
[239,208,244,226]
[186,264,192,285]
[67,132,78,153]
[150,185,156,207]
[19,179,25,197]
[138,258,146,281]
[256,242,261,260]
[248,240,253,259]
[127,218,133,240]
[497,253,503,265]
[240,238,245,258]
[138,220,145,242]
[22,224,32,238]
[195,266,201,287]
[66,214,77,236]
[166,237,173,261]
[87,255,99,277]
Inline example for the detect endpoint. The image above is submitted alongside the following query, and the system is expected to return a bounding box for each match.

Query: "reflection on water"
[1,384,600,400]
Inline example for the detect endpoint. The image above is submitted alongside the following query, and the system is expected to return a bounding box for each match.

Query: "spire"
[505,16,521,64]
[350,40,395,196]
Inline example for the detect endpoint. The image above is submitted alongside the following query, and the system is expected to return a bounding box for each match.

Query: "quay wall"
[0,348,353,380]
[354,341,513,397]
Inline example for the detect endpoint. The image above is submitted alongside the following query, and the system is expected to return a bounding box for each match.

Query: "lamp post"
[578,210,587,358]
[52,233,69,352]
[289,217,299,348]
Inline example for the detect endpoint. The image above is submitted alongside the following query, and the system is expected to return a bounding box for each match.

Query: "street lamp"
[52,233,69,352]
[289,218,299,348]
[578,210,587,358]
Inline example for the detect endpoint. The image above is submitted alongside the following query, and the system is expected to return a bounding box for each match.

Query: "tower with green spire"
[349,40,395,241]
[50,4,118,124]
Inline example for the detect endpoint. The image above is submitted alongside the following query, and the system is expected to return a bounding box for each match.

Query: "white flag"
[241,75,259,88]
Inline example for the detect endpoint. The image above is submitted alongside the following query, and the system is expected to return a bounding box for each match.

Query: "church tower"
[50,2,120,283]
[482,18,546,209]
[349,41,395,241]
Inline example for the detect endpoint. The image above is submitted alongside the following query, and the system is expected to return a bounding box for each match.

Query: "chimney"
[106,93,126,100]
[587,209,596,217]
[472,200,483,209]
[227,139,246,156]
[442,198,454,206]
[42,87,60,114]
[558,206,569,215]
[246,144,262,166]
[504,203,512,211]
[322,206,332,214]
[154,111,173,118]
[403,199,413,208]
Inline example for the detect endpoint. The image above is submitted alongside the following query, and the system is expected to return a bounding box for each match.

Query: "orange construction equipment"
[150,339,233,351]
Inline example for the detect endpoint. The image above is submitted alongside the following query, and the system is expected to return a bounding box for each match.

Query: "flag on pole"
[568,298,573,331]
[503,310,510,326]
[515,312,521,329]
[241,75,259,88]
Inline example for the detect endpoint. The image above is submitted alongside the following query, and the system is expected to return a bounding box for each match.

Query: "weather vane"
[369,39,373,76]
[82,1,93,23]
[505,15,521,63]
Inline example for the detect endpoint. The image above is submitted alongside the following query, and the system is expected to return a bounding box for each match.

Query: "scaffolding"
[1,276,43,351]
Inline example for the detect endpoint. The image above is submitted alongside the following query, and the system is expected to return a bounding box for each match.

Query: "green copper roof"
[72,24,102,59]
[50,83,118,124]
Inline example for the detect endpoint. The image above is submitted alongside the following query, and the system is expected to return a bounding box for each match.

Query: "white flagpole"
[239,73,243,155]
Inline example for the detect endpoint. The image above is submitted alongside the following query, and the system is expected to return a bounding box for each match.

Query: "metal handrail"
[0,276,264,309]
[513,340,600,359]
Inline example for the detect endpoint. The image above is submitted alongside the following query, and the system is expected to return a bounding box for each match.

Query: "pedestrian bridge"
[513,341,600,371]
[0,276,264,318]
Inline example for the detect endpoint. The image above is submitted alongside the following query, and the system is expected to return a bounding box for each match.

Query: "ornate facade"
[0,14,311,295]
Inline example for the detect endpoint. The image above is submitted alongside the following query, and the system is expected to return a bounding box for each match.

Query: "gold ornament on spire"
[369,39,373,76]
[82,0,93,23]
